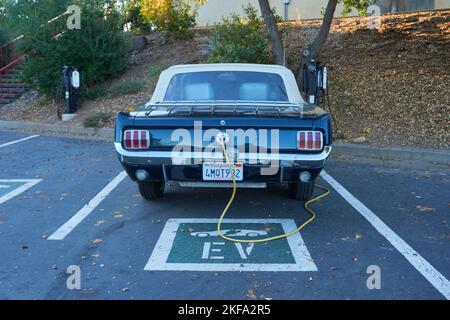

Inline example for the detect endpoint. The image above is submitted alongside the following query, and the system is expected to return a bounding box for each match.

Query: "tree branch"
[258,0,284,65]
[296,0,338,87]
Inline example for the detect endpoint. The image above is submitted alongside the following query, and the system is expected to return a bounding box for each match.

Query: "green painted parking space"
[145,219,317,272]
[0,179,42,205]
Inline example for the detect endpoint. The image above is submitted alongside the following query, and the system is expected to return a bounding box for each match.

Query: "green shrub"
[140,0,198,39]
[123,0,152,34]
[84,84,108,101]
[83,112,112,128]
[6,0,130,97]
[0,26,9,45]
[148,65,166,78]
[208,5,272,64]
[108,80,146,97]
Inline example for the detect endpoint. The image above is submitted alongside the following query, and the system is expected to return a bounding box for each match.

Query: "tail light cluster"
[123,130,150,150]
[297,131,323,151]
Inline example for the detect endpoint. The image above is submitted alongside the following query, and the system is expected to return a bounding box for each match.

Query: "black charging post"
[302,59,328,105]
[61,66,80,121]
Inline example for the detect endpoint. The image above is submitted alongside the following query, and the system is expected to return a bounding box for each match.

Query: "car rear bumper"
[114,142,331,183]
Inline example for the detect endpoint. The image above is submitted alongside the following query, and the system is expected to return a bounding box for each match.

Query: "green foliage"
[2,0,69,35]
[0,27,9,45]
[122,0,152,34]
[2,0,130,97]
[148,65,165,78]
[138,0,198,39]
[84,84,108,100]
[108,80,145,97]
[208,5,272,64]
[83,111,112,128]
[341,0,372,17]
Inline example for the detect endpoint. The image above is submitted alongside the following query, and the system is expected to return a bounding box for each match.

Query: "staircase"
[0,65,30,105]
[0,40,29,106]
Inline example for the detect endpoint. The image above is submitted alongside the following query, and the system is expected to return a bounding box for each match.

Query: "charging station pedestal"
[61,66,80,122]
[302,60,327,105]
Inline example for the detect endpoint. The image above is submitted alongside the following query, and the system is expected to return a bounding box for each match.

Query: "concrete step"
[0,99,14,105]
[0,83,29,89]
[0,92,23,99]
[0,75,22,81]
[0,87,27,93]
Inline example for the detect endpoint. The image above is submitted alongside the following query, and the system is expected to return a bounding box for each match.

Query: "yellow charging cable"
[217,139,330,243]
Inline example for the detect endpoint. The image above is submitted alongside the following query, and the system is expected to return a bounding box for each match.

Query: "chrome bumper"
[114,143,332,169]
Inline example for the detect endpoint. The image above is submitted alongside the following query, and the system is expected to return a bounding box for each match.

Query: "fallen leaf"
[95,220,106,226]
[416,205,435,213]
[91,238,103,244]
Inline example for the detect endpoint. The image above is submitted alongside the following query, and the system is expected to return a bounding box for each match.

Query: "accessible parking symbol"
[145,219,317,272]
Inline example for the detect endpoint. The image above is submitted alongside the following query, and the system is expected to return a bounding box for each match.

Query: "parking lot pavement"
[0,130,448,300]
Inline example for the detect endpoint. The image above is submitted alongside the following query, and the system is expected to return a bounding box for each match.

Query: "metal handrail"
[0,54,27,74]
[0,11,69,103]
[0,10,69,68]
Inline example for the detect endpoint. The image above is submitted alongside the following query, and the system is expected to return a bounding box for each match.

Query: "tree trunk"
[258,0,284,66]
[296,0,338,88]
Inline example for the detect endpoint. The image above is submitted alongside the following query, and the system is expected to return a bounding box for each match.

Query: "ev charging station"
[61,66,80,121]
[302,59,328,105]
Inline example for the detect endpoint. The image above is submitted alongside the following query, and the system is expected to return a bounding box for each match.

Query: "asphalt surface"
[0,130,448,300]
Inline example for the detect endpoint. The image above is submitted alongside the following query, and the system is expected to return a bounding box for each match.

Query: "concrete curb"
[0,120,114,140]
[332,143,449,165]
[0,120,448,164]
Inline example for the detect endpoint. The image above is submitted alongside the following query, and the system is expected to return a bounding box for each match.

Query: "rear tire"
[288,181,315,201]
[138,181,164,200]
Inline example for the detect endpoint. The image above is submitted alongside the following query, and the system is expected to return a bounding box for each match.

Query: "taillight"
[123,130,150,150]
[297,131,323,151]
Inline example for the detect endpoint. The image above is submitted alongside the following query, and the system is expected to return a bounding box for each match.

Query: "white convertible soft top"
[149,63,304,104]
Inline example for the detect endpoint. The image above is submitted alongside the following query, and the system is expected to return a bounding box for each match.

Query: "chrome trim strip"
[178,182,267,189]
[114,143,332,162]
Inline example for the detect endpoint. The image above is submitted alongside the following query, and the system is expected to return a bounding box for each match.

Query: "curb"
[332,143,449,165]
[0,120,114,140]
[0,120,448,165]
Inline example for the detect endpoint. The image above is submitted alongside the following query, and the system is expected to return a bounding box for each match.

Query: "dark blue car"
[114,64,332,201]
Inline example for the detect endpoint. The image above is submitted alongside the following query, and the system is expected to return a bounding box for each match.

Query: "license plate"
[203,163,244,181]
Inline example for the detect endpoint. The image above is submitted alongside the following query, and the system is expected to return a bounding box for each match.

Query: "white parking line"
[48,171,128,241]
[0,135,40,148]
[320,170,450,300]
[0,179,42,205]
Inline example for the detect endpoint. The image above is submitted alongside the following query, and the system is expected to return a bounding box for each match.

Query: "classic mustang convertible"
[114,64,332,201]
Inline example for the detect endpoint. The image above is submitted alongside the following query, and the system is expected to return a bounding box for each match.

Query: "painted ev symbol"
[190,229,268,238]
[145,219,318,272]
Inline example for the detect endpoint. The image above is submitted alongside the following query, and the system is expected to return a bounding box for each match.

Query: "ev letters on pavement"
[145,219,317,272]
